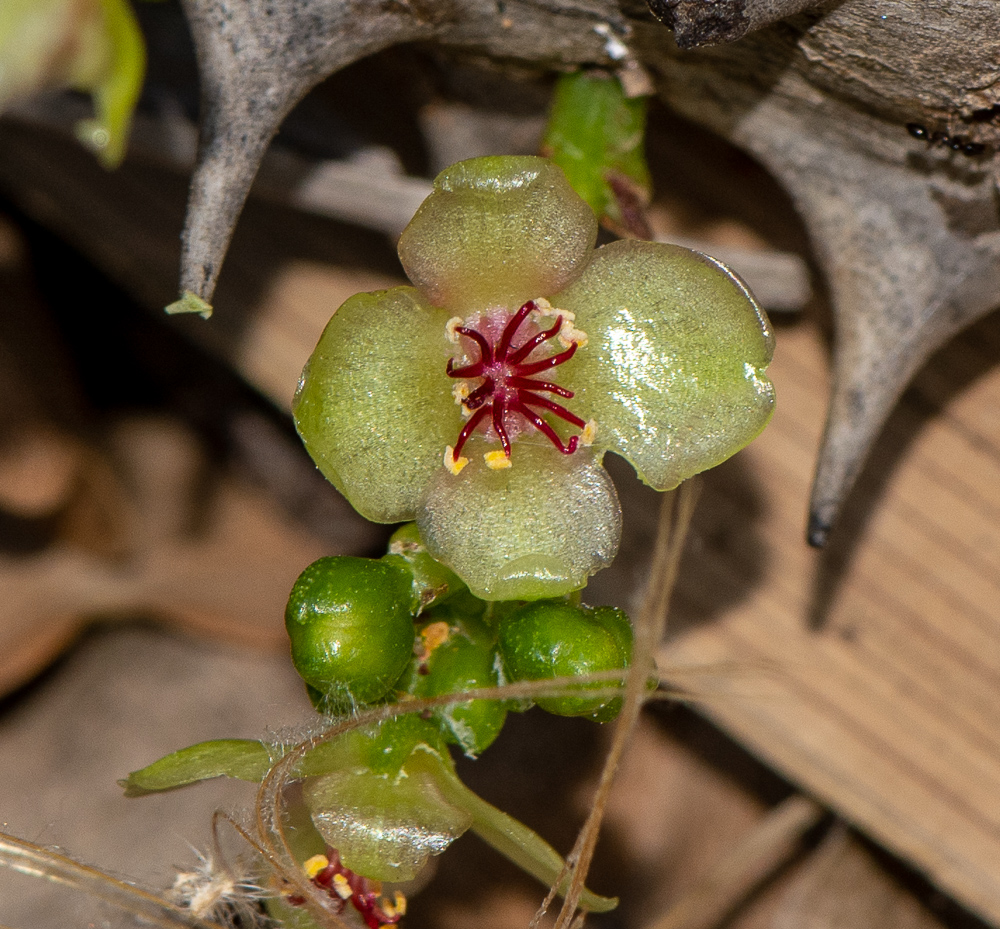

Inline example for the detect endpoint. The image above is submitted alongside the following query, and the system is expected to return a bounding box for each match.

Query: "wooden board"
[660,316,1000,927]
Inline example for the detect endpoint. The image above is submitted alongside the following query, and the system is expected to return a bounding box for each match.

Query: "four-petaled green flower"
[294,156,775,600]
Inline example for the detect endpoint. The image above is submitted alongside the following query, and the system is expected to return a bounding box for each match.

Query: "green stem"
[406,747,618,913]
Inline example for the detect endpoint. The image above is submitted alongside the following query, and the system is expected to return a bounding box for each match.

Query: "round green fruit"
[404,616,507,757]
[285,556,416,711]
[497,600,632,722]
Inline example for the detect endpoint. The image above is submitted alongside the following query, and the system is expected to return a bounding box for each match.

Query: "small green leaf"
[120,739,273,796]
[165,290,213,318]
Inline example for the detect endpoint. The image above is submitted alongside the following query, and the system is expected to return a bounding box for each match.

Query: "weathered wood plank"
[660,319,1000,926]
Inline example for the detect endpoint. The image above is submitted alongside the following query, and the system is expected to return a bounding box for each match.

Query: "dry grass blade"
[0,832,230,929]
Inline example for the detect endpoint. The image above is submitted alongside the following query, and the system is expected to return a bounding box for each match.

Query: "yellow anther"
[581,419,597,446]
[303,855,329,879]
[444,446,468,475]
[532,297,561,319]
[530,297,587,347]
[445,316,465,343]
[452,382,470,405]
[332,873,353,900]
[381,891,408,921]
[558,322,589,348]
[420,621,451,656]
[484,450,512,470]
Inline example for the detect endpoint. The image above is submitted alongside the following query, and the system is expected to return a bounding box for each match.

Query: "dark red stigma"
[446,300,586,460]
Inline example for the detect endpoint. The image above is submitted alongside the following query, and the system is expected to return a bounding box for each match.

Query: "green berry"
[497,600,632,722]
[403,613,506,757]
[285,556,416,712]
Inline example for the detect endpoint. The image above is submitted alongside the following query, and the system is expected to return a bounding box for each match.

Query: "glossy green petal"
[293,287,457,522]
[304,753,472,882]
[398,157,598,316]
[417,444,620,601]
[555,240,775,490]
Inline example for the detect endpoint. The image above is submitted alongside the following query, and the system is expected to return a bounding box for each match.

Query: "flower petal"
[555,240,775,490]
[398,156,598,315]
[417,444,621,601]
[293,287,457,522]
[304,761,472,882]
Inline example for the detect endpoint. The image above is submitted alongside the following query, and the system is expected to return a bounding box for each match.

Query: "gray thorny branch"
[177,0,1000,543]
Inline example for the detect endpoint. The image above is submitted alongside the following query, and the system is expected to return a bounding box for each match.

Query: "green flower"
[294,156,774,601]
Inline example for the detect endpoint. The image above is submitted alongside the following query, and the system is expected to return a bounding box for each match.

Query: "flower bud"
[0,0,145,166]
[381,521,464,613]
[286,557,415,712]
[497,600,632,722]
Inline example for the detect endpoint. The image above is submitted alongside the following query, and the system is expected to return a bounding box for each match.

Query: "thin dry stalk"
[0,833,230,929]
[536,478,701,929]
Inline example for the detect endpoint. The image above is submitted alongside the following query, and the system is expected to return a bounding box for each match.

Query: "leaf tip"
[166,291,213,319]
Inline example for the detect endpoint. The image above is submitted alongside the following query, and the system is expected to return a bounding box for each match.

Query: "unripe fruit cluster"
[284,525,637,756]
